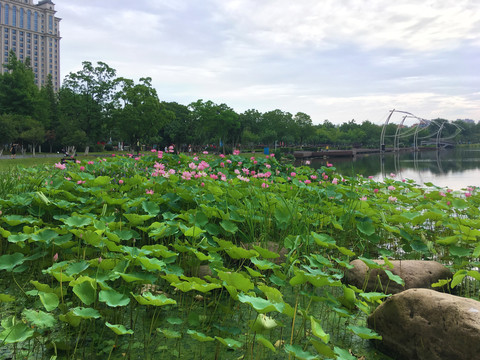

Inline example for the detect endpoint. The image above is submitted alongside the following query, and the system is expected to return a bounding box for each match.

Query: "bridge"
[420,139,456,148]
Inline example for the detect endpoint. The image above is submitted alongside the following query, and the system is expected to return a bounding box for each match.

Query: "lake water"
[302,148,480,190]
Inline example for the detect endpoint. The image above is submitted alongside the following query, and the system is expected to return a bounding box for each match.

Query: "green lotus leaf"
[71,307,101,319]
[93,176,111,186]
[7,233,30,244]
[0,293,15,302]
[31,229,59,243]
[105,322,133,335]
[142,201,160,216]
[384,270,405,286]
[73,280,96,306]
[113,229,139,241]
[215,336,243,349]
[131,292,176,306]
[65,261,90,277]
[284,344,319,360]
[0,319,34,344]
[334,346,357,360]
[39,291,59,312]
[23,309,56,329]
[123,214,154,226]
[220,220,238,234]
[347,325,382,340]
[256,334,276,352]
[64,216,92,227]
[252,245,280,259]
[310,316,330,343]
[157,328,181,339]
[187,329,214,342]
[218,271,254,292]
[0,253,25,272]
[99,289,130,307]
[237,294,284,314]
[183,226,205,238]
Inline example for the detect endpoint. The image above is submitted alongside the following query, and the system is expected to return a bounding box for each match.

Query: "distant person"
[10,144,16,159]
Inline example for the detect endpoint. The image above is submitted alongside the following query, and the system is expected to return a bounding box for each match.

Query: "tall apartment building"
[0,0,60,90]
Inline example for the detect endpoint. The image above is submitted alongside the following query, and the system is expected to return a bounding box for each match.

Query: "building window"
[27,10,31,29]
[12,6,16,27]
[5,5,9,25]
[48,15,52,31]
[20,8,24,28]
[34,12,38,31]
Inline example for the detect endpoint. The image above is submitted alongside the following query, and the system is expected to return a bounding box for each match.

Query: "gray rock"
[367,288,480,360]
[345,260,452,294]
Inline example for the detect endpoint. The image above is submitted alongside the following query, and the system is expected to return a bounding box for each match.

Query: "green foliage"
[0,150,477,359]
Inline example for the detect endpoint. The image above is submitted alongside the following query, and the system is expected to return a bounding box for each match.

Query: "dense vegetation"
[0,54,478,155]
[0,151,478,359]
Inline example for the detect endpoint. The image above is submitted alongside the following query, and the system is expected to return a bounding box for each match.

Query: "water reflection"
[302,149,480,190]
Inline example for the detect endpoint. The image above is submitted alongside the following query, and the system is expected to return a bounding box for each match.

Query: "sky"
[58,0,480,125]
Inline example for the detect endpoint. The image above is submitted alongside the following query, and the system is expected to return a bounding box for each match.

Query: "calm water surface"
[304,148,480,190]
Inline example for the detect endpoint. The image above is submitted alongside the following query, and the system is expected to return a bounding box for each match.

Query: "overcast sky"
[58,0,480,125]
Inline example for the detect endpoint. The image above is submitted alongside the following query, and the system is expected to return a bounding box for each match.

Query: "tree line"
[0,54,478,155]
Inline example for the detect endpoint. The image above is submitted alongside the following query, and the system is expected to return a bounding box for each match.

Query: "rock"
[367,289,480,360]
[344,260,452,294]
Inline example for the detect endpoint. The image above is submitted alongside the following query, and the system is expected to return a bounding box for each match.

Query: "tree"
[60,61,117,144]
[0,114,19,148]
[113,77,171,148]
[0,51,38,117]
[18,117,45,156]
[188,100,239,153]
[294,112,314,145]
[161,102,192,150]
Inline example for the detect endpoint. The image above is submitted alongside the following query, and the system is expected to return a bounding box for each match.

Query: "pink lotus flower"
[388,196,397,202]
[219,154,225,158]
[265,164,271,169]
[77,180,85,185]
[233,149,240,155]
[203,151,208,155]
[327,163,333,167]
[201,182,205,187]
[388,186,395,191]
[360,196,367,201]
[323,175,328,180]
[88,161,94,165]
[53,253,58,262]
[439,192,446,197]
[290,172,296,177]
[146,189,154,195]
[119,180,124,184]
[332,178,338,185]
[465,192,472,198]
[111,154,116,157]
[54,162,66,170]
[305,160,311,165]
[373,188,379,193]
[390,173,396,178]
[262,182,269,188]
[270,153,275,157]
[79,166,85,171]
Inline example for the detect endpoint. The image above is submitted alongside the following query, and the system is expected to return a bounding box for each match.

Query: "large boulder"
[344,260,452,294]
[367,289,480,360]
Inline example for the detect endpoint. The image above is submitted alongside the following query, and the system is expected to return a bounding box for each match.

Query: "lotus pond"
[0,150,478,359]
